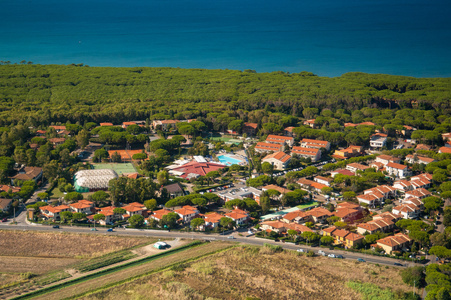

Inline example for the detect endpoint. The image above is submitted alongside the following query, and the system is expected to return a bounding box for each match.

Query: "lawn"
[92,163,137,175]
[81,245,413,300]
[297,201,319,210]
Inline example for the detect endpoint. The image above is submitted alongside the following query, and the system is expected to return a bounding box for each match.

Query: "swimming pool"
[217,154,244,166]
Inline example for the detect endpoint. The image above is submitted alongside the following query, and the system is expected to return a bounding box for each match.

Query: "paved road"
[0,223,421,268]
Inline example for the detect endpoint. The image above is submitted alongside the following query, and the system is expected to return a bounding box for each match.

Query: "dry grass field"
[0,256,80,274]
[0,230,150,258]
[32,242,233,300]
[82,245,412,300]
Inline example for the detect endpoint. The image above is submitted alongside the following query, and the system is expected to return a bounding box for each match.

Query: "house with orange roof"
[243,123,258,136]
[262,184,291,195]
[370,133,387,148]
[122,202,147,217]
[438,147,451,154]
[39,205,71,220]
[385,162,411,178]
[100,122,113,126]
[404,188,431,200]
[69,200,94,215]
[356,218,394,235]
[0,185,21,194]
[330,169,355,177]
[97,206,122,224]
[406,155,435,165]
[225,209,249,225]
[260,220,287,233]
[346,163,370,174]
[376,233,412,254]
[300,138,330,151]
[203,212,223,228]
[375,155,401,166]
[442,132,451,141]
[49,137,66,146]
[305,207,333,223]
[282,210,312,224]
[36,130,46,136]
[285,223,313,234]
[392,203,422,219]
[174,205,199,222]
[332,146,363,160]
[370,161,384,171]
[357,192,384,207]
[284,126,295,137]
[334,207,362,224]
[364,185,397,199]
[11,167,43,184]
[303,119,317,128]
[150,208,173,221]
[262,151,291,170]
[50,125,66,132]
[403,197,424,210]
[393,179,413,191]
[411,173,433,182]
[410,178,431,190]
[373,211,402,223]
[415,144,431,151]
[321,226,364,248]
[122,121,136,129]
[296,178,327,193]
[254,142,284,153]
[265,135,294,147]
[291,146,321,162]
[314,176,333,187]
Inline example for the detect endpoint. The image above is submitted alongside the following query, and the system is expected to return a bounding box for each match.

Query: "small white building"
[262,151,291,170]
[385,162,411,178]
[370,133,387,148]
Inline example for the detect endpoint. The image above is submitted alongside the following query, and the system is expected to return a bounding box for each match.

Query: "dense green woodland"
[0,64,450,126]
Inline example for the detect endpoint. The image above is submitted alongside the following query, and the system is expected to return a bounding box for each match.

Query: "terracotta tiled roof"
[291,147,320,156]
[263,151,291,163]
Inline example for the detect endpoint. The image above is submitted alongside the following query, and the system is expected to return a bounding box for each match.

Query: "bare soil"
[81,245,412,300]
[0,256,80,274]
[0,230,149,258]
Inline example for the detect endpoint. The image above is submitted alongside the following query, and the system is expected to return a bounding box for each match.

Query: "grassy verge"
[346,281,419,300]
[73,250,137,273]
[11,241,204,300]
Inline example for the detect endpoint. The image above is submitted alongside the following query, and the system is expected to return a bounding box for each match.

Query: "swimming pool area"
[217,154,246,166]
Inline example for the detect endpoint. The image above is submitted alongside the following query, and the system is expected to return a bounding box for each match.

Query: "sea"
[1,0,450,77]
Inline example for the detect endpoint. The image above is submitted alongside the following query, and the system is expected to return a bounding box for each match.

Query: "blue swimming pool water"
[217,155,243,166]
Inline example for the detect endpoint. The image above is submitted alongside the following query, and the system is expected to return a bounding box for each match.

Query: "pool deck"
[217,153,248,166]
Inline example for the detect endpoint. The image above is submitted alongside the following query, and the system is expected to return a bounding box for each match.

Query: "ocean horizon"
[1,0,450,77]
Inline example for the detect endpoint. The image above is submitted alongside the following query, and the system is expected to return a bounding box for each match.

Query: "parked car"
[107,228,113,232]
[2,218,7,222]
[318,250,326,256]
[394,263,404,266]
[336,255,344,259]
[328,254,336,258]
[357,258,366,262]
[52,225,60,229]
[91,228,97,231]
[297,249,305,253]
[227,235,235,239]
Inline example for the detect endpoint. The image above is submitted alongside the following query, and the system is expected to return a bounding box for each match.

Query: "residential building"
[261,220,287,233]
[262,185,291,195]
[262,151,291,170]
[364,185,397,199]
[254,142,284,153]
[332,145,363,160]
[410,178,431,190]
[300,138,331,151]
[285,223,314,234]
[356,218,395,235]
[370,133,388,148]
[0,198,13,212]
[297,178,327,193]
[265,135,294,147]
[375,155,401,166]
[370,162,384,171]
[442,132,451,141]
[314,176,333,187]
[218,187,262,204]
[373,211,402,223]
[282,210,312,224]
[330,169,355,178]
[168,161,225,179]
[303,119,317,128]
[150,209,173,221]
[11,167,43,184]
[404,188,431,200]
[50,125,66,132]
[385,162,411,178]
[225,209,249,225]
[393,180,413,192]
[291,147,321,162]
[284,127,295,137]
[322,226,364,248]
[98,206,122,224]
[438,147,451,154]
[411,173,433,182]
[203,212,223,228]
[164,182,185,199]
[39,205,71,220]
[243,123,258,136]
[0,185,20,193]
[49,138,66,146]
[376,233,412,254]
[392,203,422,219]
[69,200,94,215]
[305,207,333,223]
[152,120,179,131]
[346,163,370,174]
[100,122,114,126]
[175,205,199,222]
[405,155,435,165]
[334,207,362,223]
[357,192,384,207]
[415,144,431,151]
[122,202,147,217]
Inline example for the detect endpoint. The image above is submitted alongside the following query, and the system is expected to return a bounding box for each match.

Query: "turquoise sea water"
[1,0,450,77]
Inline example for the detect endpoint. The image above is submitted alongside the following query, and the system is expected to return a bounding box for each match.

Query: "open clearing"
[81,245,412,300]
[0,230,150,258]
[31,241,233,300]
[0,256,80,275]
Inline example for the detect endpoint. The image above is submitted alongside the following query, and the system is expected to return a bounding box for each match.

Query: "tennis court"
[92,163,137,175]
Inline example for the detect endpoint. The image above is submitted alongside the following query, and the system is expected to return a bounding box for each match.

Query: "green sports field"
[92,163,136,175]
